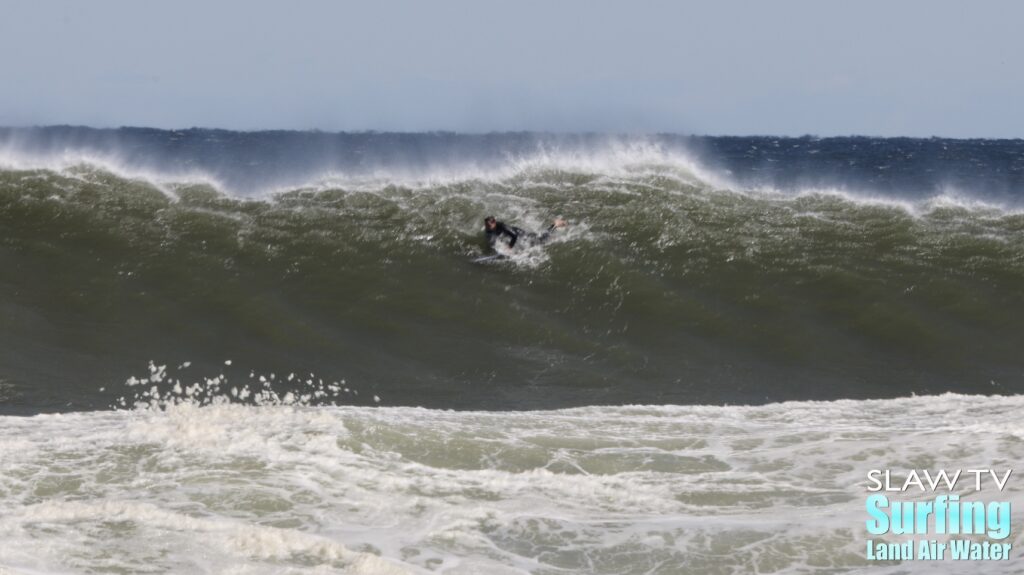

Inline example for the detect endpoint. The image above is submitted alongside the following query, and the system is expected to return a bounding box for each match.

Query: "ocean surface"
[1,127,1023,573]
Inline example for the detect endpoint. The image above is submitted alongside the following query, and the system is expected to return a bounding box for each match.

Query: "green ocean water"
[1,157,1022,412]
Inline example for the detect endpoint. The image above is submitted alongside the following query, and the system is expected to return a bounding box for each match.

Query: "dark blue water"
[4,127,1024,200]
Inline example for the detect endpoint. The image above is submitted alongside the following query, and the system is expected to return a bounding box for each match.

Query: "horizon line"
[2,124,1023,142]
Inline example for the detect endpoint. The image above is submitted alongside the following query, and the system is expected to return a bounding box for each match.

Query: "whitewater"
[2,392,1023,574]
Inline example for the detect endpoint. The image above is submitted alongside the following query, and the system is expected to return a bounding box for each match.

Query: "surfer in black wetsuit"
[483,216,524,248]
[484,216,566,249]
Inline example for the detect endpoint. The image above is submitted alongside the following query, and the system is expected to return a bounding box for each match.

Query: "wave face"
[1,128,1024,412]
[1,396,1023,574]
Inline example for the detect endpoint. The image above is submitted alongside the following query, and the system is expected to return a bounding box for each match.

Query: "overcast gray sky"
[1,0,1021,136]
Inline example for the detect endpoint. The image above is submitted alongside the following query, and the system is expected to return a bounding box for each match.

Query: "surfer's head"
[484,216,497,230]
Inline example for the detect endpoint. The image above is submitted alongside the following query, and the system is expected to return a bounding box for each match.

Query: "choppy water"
[2,395,1022,574]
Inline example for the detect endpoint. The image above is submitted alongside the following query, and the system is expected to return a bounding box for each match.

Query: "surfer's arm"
[498,223,519,247]
[539,218,566,242]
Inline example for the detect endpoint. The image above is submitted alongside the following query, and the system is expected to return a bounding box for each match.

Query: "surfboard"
[471,254,507,264]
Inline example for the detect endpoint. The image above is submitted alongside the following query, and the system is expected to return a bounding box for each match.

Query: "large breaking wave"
[1,130,1023,411]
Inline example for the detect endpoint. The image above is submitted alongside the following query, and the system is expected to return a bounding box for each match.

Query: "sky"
[1,0,1022,137]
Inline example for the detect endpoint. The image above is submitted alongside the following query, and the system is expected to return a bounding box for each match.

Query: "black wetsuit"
[486,221,562,249]
[486,222,525,248]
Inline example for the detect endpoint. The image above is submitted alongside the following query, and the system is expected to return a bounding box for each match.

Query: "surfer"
[484,216,566,249]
